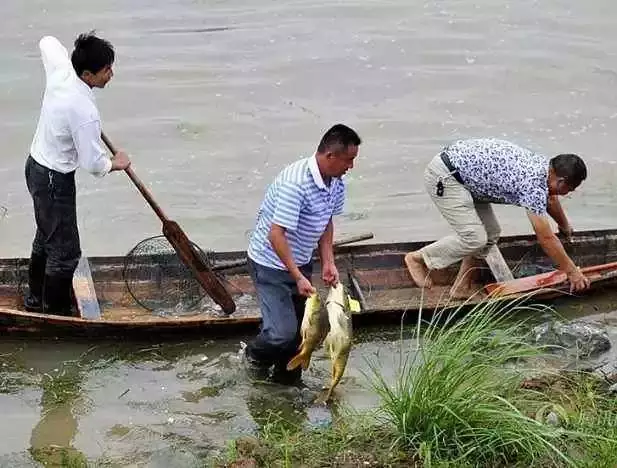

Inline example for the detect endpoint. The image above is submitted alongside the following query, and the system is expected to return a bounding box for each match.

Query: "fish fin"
[313,389,331,406]
[315,383,337,405]
[286,351,311,371]
[348,296,361,313]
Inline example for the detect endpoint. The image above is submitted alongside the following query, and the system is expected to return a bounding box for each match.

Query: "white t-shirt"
[29,36,112,177]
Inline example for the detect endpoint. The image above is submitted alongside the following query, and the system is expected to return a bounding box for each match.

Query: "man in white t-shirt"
[25,33,131,316]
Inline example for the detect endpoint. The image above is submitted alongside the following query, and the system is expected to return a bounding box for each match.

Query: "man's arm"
[528,211,576,271]
[318,218,334,266]
[268,223,316,296]
[268,224,303,281]
[73,121,130,176]
[318,217,339,286]
[39,36,72,82]
[527,211,589,291]
[547,195,570,233]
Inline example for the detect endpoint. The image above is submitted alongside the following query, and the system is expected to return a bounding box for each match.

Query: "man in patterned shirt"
[405,138,590,298]
[244,124,361,385]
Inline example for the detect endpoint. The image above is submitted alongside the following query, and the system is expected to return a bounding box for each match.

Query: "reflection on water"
[0,327,413,465]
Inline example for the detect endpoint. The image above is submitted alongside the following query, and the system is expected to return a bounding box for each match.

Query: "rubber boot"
[24,253,47,312]
[270,342,304,387]
[43,274,75,317]
[270,365,303,387]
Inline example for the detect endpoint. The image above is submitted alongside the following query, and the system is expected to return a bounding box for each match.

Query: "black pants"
[25,155,81,278]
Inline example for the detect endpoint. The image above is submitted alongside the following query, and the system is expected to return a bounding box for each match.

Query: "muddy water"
[0,328,408,466]
[2,0,617,257]
[1,292,617,466]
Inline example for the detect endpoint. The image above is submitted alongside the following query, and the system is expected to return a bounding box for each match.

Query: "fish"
[321,282,353,402]
[286,292,327,371]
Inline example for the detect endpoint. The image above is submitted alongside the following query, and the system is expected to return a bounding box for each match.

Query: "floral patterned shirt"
[446,138,550,215]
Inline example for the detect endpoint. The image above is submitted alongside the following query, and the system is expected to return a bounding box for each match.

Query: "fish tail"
[286,350,312,371]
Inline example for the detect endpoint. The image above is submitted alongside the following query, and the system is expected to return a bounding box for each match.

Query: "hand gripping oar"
[101,132,236,315]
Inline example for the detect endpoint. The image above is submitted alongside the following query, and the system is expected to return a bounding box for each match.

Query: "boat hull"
[2,229,617,338]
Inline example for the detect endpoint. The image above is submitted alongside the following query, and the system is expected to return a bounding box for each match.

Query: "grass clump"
[365,297,574,466]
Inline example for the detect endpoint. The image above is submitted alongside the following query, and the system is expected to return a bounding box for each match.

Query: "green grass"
[525,372,617,467]
[217,295,617,468]
[365,296,575,466]
[211,410,414,468]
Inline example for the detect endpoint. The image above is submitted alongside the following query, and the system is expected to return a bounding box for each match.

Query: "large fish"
[321,282,353,402]
[286,292,327,371]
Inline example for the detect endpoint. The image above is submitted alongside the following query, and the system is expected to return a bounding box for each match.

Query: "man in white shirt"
[24,32,131,316]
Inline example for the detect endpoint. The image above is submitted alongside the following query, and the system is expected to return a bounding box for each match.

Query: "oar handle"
[101,132,169,222]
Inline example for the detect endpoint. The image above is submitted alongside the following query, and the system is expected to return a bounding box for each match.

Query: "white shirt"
[29,36,112,177]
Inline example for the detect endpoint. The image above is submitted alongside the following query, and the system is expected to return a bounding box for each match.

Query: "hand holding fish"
[296,275,316,297]
[321,261,339,287]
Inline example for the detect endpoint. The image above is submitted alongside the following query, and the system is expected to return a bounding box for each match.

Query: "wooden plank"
[72,256,101,320]
[485,245,514,282]
[485,261,617,296]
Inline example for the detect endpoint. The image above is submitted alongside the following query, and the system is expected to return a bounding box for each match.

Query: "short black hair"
[71,31,115,76]
[317,124,362,154]
[550,153,587,189]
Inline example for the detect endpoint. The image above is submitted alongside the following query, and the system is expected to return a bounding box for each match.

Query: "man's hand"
[111,150,131,171]
[296,275,316,297]
[321,261,339,287]
[566,267,590,293]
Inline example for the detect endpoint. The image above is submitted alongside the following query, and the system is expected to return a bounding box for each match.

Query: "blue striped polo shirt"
[248,155,345,270]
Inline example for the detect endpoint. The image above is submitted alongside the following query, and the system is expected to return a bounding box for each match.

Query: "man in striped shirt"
[245,124,361,385]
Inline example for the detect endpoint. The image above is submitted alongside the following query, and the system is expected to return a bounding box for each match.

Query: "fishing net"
[123,235,219,313]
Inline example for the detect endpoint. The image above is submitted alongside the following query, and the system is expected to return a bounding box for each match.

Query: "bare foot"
[404,252,433,288]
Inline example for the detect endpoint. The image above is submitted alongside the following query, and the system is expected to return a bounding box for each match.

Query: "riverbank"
[216,298,617,468]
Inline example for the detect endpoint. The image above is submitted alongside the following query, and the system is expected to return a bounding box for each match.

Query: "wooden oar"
[485,261,617,296]
[101,132,236,315]
[72,256,101,319]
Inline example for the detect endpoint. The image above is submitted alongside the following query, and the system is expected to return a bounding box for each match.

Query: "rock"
[609,383,617,395]
[530,320,611,357]
[593,360,617,383]
[546,412,560,427]
[535,403,568,427]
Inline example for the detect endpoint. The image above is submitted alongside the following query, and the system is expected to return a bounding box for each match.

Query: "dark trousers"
[25,155,81,275]
[245,258,312,378]
[24,156,81,313]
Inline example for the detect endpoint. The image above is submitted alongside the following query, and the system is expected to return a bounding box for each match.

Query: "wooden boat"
[1,228,617,338]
